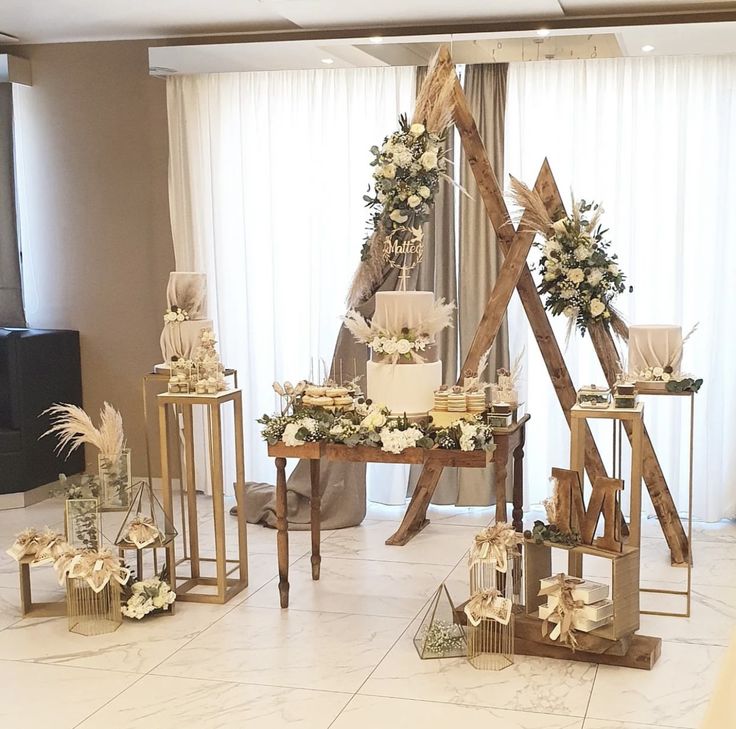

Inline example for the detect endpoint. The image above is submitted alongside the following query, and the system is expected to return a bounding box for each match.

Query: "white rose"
[567,268,585,284]
[361,409,387,429]
[176,312,185,322]
[544,272,556,282]
[608,263,620,275]
[152,596,165,609]
[389,209,408,224]
[574,245,590,261]
[587,269,604,287]
[382,338,398,355]
[418,185,431,199]
[396,339,412,355]
[409,123,425,136]
[407,194,422,208]
[563,306,577,318]
[661,372,671,382]
[420,150,438,170]
[589,298,606,317]
[653,366,664,378]
[282,422,305,448]
[552,218,568,234]
[370,336,384,352]
[381,163,396,179]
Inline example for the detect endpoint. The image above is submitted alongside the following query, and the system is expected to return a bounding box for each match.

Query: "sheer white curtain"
[505,54,736,521]
[167,67,416,488]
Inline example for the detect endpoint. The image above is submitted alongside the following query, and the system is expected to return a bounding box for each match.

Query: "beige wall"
[7,40,174,475]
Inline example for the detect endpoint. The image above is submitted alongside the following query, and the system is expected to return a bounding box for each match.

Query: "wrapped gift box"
[539,602,613,633]
[547,595,614,622]
[539,575,609,604]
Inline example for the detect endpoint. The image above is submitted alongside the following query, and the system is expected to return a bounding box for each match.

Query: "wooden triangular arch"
[386,47,689,565]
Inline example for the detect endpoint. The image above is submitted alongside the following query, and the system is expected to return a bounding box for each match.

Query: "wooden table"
[386,414,530,546]
[267,421,529,608]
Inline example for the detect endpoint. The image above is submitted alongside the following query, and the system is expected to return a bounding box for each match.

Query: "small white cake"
[628,325,682,374]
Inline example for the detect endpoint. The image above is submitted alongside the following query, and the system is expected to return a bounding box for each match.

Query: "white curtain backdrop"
[167,67,416,489]
[505,54,736,521]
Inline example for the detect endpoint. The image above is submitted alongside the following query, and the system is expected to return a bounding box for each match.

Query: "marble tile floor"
[0,497,733,728]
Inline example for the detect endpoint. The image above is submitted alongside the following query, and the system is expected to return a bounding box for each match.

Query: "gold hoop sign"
[383,225,425,290]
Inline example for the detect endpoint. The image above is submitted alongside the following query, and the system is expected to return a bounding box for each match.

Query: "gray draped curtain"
[0,84,24,327]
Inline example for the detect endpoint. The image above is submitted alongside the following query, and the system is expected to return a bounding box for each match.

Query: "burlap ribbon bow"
[538,573,585,651]
[55,549,130,593]
[125,516,161,549]
[6,527,70,565]
[468,522,523,574]
[464,588,512,627]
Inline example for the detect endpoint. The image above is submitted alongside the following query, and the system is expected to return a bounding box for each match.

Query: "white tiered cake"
[157,272,214,370]
[366,292,443,416]
[627,324,682,374]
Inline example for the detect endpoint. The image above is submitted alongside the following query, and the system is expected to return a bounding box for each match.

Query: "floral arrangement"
[435,419,494,452]
[343,299,454,364]
[54,548,131,593]
[121,575,176,619]
[163,305,189,324]
[419,620,465,656]
[510,178,628,337]
[6,527,70,565]
[362,115,445,261]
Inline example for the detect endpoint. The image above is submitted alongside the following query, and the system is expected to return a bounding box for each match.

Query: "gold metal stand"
[158,388,248,604]
[635,384,694,618]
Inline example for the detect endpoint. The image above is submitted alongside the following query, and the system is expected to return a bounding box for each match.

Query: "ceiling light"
[536,28,550,38]
[369,36,383,44]
[321,58,334,64]
[641,44,655,53]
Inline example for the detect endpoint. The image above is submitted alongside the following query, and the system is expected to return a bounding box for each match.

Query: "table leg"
[182,404,200,579]
[512,426,526,533]
[310,458,321,580]
[494,439,509,524]
[275,457,290,608]
[158,403,177,589]
[233,391,248,585]
[210,403,227,602]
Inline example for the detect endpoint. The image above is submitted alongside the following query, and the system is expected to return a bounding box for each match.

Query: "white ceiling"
[2,0,736,44]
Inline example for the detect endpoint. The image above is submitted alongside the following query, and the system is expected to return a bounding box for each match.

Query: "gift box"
[539,575,609,604]
[539,602,613,633]
[547,595,614,622]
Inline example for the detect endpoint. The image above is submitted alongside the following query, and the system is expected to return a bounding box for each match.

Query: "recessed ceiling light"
[536,28,550,38]
[641,44,655,53]
[369,36,383,44]
[321,58,334,64]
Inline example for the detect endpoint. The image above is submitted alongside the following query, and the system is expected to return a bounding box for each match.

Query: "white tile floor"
[0,496,733,729]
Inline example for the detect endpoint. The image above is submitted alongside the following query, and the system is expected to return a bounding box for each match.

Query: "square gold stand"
[19,558,66,617]
[158,389,248,604]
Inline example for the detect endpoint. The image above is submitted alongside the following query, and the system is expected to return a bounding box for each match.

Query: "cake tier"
[166,271,208,319]
[160,319,214,363]
[627,325,682,373]
[367,359,442,416]
[373,291,435,332]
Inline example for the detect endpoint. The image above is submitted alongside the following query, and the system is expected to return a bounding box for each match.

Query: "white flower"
[361,407,387,430]
[176,312,185,322]
[377,192,386,203]
[414,338,427,351]
[370,336,384,352]
[418,185,431,199]
[420,150,438,170]
[563,306,577,318]
[152,596,165,609]
[393,147,413,167]
[382,338,398,355]
[409,123,425,136]
[544,271,557,282]
[282,422,305,447]
[653,366,664,378]
[560,289,575,300]
[608,263,620,275]
[380,425,423,454]
[587,268,604,287]
[589,298,606,317]
[574,245,590,262]
[661,372,671,382]
[552,218,568,234]
[389,209,408,224]
[396,339,412,355]
[407,194,422,208]
[381,163,396,179]
[567,268,585,284]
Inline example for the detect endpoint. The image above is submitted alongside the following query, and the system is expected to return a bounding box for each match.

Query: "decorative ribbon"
[124,516,161,549]
[537,573,585,650]
[6,528,70,565]
[464,588,513,627]
[468,522,524,574]
[55,549,130,593]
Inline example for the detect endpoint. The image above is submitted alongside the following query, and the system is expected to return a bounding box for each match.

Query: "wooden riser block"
[515,634,662,670]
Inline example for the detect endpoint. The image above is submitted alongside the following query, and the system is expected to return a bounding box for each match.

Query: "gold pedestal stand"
[158,388,248,604]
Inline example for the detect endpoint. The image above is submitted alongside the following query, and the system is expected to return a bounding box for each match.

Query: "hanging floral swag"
[510,178,628,337]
